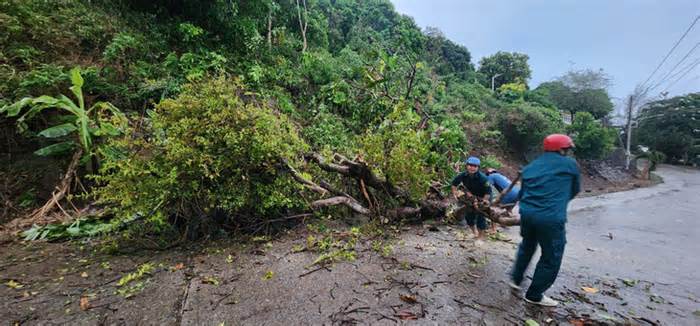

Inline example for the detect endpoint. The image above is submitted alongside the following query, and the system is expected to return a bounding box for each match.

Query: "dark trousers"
[511,216,567,301]
[465,211,487,230]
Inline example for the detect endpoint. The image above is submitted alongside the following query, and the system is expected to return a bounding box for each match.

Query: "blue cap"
[465,156,481,166]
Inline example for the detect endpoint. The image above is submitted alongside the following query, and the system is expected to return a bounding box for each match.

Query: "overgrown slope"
[2,0,611,235]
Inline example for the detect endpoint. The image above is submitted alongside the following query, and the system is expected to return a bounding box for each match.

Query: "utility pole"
[491,73,501,92]
[625,95,634,170]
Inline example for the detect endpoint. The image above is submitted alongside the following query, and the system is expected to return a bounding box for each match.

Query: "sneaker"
[508,281,522,291]
[524,295,558,307]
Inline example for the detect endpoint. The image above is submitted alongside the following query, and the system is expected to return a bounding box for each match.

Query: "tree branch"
[311,196,370,215]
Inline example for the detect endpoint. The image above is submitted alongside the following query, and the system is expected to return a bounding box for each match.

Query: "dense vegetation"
[1,0,621,237]
[636,93,700,165]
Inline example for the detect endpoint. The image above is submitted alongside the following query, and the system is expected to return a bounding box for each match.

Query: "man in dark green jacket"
[451,156,491,238]
[509,134,581,307]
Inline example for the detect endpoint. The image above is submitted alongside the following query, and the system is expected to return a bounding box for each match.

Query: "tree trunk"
[287,153,521,226]
[267,8,272,50]
[295,0,308,52]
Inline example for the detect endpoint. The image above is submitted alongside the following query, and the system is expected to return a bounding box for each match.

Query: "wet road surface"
[556,164,700,324]
[1,165,698,325]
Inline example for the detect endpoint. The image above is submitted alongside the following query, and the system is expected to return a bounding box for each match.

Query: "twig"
[212,292,234,310]
[298,265,330,278]
[345,306,370,314]
[376,312,398,323]
[632,317,659,326]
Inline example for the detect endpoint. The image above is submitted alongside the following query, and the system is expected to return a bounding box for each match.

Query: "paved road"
[551,165,700,324]
[2,165,698,325]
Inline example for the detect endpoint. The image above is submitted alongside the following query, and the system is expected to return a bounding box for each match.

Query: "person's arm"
[481,175,491,203]
[451,173,463,200]
[571,163,581,199]
[517,175,525,201]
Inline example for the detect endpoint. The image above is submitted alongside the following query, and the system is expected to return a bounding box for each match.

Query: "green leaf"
[96,122,120,136]
[22,225,43,241]
[38,123,77,138]
[622,279,638,287]
[1,97,33,117]
[70,67,84,88]
[98,145,126,161]
[34,141,75,156]
[524,320,539,326]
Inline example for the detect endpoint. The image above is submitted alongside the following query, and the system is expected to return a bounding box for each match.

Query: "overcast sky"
[391,0,699,109]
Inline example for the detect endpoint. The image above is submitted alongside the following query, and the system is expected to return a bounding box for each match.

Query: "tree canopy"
[477,51,532,89]
[636,93,700,164]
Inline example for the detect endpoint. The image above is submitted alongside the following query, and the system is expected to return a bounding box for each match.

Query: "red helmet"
[543,134,574,152]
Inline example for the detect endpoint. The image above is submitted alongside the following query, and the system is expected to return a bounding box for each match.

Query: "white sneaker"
[508,281,522,291]
[524,295,558,307]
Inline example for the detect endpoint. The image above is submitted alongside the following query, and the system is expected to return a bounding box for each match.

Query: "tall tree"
[636,92,700,164]
[477,51,531,89]
[296,0,309,52]
[536,69,614,121]
[424,27,473,79]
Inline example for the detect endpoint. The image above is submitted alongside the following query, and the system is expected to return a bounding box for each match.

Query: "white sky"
[391,0,700,109]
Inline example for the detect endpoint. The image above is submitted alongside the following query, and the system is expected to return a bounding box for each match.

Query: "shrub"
[480,155,502,169]
[568,112,616,159]
[498,103,564,153]
[92,76,309,233]
[497,82,527,102]
[358,104,434,200]
[302,110,353,153]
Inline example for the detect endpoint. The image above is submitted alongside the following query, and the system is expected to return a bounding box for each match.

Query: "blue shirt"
[451,171,491,198]
[518,152,581,223]
[487,172,520,204]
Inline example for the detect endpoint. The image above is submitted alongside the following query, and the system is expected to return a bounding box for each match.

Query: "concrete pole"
[625,95,634,170]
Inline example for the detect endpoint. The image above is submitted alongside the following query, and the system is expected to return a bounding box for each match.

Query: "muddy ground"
[1,165,698,325]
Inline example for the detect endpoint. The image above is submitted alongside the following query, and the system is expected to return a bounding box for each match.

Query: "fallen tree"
[288,152,521,226]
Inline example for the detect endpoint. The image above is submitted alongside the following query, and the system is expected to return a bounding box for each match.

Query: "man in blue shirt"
[509,134,581,307]
[485,168,521,233]
[451,156,492,238]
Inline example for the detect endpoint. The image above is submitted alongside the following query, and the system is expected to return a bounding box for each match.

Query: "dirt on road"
[1,165,698,325]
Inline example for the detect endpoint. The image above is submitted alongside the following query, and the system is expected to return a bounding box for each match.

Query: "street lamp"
[491,73,502,92]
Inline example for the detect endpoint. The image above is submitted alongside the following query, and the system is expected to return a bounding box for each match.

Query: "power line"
[662,58,700,93]
[640,15,699,90]
[647,42,700,92]
[665,56,700,83]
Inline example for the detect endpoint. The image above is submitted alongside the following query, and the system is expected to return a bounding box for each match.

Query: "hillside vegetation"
[1,0,619,238]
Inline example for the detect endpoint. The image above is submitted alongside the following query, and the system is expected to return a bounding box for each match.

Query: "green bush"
[302,110,353,153]
[497,82,527,102]
[480,155,503,169]
[568,112,616,159]
[17,64,69,96]
[498,103,564,153]
[92,76,309,232]
[358,104,434,200]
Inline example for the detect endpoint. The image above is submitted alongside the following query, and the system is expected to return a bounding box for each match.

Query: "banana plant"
[0,67,126,159]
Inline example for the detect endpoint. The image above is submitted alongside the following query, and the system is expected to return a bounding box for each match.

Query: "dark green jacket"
[451,171,491,198]
[518,152,581,223]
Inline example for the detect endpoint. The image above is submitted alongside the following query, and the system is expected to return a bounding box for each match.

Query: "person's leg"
[489,219,498,234]
[465,212,478,236]
[511,217,536,285]
[475,214,488,238]
[525,221,566,302]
